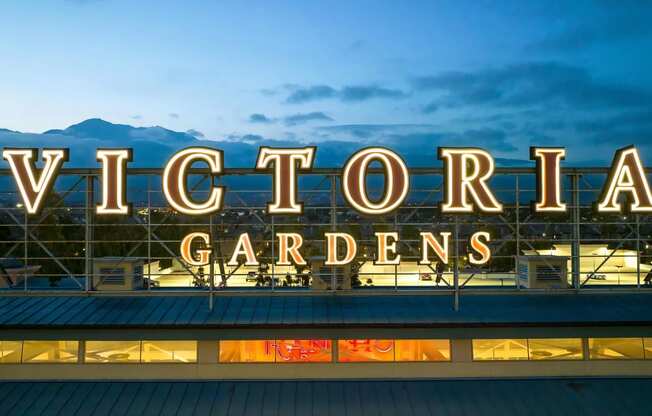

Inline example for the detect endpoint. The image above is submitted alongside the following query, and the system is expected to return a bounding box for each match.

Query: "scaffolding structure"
[0,166,650,310]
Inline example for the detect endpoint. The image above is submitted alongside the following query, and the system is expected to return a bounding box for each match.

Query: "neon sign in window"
[219,340,332,363]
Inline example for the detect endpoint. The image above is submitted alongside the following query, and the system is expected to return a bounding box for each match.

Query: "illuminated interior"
[0,340,22,363]
[4,337,652,364]
[21,341,79,363]
[533,244,652,285]
[142,237,652,289]
[394,340,451,361]
[589,338,645,359]
[473,338,584,361]
[218,340,332,363]
[85,341,141,363]
[141,341,197,363]
[527,338,583,360]
[338,339,451,362]
[473,339,529,361]
[338,339,395,362]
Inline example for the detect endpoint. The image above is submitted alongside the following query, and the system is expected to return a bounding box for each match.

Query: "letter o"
[342,147,409,215]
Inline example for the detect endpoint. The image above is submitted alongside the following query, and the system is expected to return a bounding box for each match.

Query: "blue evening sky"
[0,0,651,166]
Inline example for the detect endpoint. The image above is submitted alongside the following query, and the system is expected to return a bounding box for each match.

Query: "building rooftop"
[0,378,650,415]
[1,292,652,328]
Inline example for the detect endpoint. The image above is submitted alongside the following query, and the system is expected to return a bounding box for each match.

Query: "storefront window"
[274,340,332,363]
[141,341,197,363]
[395,340,450,361]
[219,340,332,363]
[219,340,274,363]
[472,339,528,361]
[338,340,394,362]
[589,338,644,360]
[21,341,79,363]
[85,341,141,363]
[528,338,583,360]
[0,341,22,363]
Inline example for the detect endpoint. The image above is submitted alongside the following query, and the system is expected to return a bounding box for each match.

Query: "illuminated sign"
[4,144,649,268]
[180,230,491,268]
[3,145,651,218]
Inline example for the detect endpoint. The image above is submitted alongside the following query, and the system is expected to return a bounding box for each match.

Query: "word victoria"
[2,145,650,217]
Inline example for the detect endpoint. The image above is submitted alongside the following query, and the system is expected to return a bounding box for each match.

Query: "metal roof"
[0,378,649,415]
[0,293,651,328]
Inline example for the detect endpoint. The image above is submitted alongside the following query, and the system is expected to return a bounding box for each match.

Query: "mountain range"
[0,118,535,168]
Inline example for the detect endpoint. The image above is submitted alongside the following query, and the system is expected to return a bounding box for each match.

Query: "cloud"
[284,84,407,104]
[339,86,406,102]
[283,112,333,126]
[130,115,142,120]
[285,85,337,104]
[422,101,438,114]
[168,113,180,119]
[248,113,275,124]
[186,129,204,138]
[412,62,652,111]
[527,4,652,52]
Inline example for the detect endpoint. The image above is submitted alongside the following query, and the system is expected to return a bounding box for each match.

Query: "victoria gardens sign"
[2,145,651,269]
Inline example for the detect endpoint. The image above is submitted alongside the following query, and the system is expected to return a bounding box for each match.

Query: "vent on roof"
[92,258,144,291]
[517,256,568,289]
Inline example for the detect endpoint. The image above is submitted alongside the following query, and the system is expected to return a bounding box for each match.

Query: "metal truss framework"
[0,166,650,310]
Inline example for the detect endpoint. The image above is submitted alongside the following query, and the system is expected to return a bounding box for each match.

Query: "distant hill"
[0,118,534,168]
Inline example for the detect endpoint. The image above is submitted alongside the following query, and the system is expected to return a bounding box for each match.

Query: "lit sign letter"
[96,148,132,215]
[438,148,503,213]
[227,233,259,266]
[277,233,307,265]
[597,146,652,213]
[256,147,315,214]
[325,232,357,265]
[419,232,450,264]
[375,232,400,265]
[342,147,409,215]
[179,232,212,266]
[162,147,225,215]
[468,231,491,265]
[2,148,68,215]
[531,147,566,213]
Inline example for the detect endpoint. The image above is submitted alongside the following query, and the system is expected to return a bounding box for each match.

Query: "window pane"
[274,340,332,363]
[0,341,22,364]
[85,341,141,363]
[219,340,274,363]
[472,339,528,361]
[589,338,644,360]
[395,340,450,361]
[338,340,394,362]
[528,338,583,360]
[141,341,197,363]
[644,338,652,359]
[22,341,79,363]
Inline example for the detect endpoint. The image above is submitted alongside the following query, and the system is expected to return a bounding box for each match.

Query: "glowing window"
[395,340,450,362]
[338,340,394,362]
[589,338,644,360]
[141,341,197,363]
[472,339,528,361]
[0,341,22,364]
[219,340,274,363]
[274,340,332,363]
[22,341,79,363]
[644,338,652,359]
[528,338,583,360]
[85,341,141,363]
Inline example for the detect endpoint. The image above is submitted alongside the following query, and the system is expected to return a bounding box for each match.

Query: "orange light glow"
[219,339,332,363]
[337,339,394,362]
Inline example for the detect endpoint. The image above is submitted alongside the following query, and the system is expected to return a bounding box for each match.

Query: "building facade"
[1,162,652,414]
